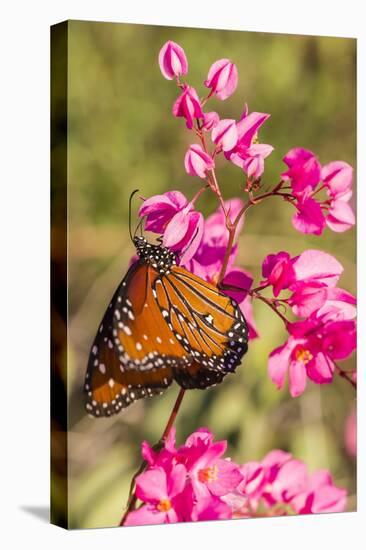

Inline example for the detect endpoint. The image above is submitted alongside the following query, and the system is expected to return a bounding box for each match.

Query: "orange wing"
[154,265,248,373]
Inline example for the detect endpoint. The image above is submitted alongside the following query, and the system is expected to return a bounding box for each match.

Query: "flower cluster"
[123,427,347,526]
[157,41,355,237]
[282,149,355,235]
[159,41,273,184]
[262,249,356,396]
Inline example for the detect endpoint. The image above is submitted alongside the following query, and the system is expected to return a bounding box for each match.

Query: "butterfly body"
[85,237,248,417]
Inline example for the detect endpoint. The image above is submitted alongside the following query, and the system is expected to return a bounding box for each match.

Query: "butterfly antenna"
[129,189,139,243]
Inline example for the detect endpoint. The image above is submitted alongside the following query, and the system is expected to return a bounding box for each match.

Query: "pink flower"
[141,427,177,469]
[291,249,343,287]
[262,249,353,320]
[283,153,355,235]
[202,111,219,131]
[261,251,296,297]
[262,249,344,308]
[292,196,326,235]
[172,85,203,129]
[139,190,204,263]
[184,144,214,178]
[291,470,347,514]
[211,119,238,152]
[125,429,347,524]
[191,495,232,521]
[282,148,321,196]
[344,407,357,457]
[268,317,356,397]
[124,464,189,525]
[204,59,238,100]
[322,161,353,199]
[178,429,243,499]
[326,199,355,233]
[322,162,355,232]
[225,110,273,178]
[314,287,356,322]
[158,40,188,80]
[238,450,346,517]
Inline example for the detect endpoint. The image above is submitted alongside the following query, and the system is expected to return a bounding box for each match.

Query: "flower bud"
[204,59,238,100]
[202,111,219,131]
[184,144,214,178]
[158,40,188,80]
[172,85,203,129]
[211,119,238,152]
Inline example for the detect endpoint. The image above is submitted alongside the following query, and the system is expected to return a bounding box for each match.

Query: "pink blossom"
[322,161,353,199]
[202,111,219,131]
[139,190,204,263]
[291,470,347,514]
[292,249,343,287]
[322,162,355,232]
[292,196,326,235]
[326,199,355,233]
[211,119,238,152]
[268,317,356,397]
[172,85,203,129]
[177,429,243,499]
[158,40,188,80]
[225,448,347,518]
[222,268,253,304]
[282,148,321,195]
[141,427,177,469]
[314,287,356,322]
[261,251,296,296]
[225,110,273,178]
[287,249,345,316]
[191,495,232,521]
[184,144,214,178]
[262,249,352,320]
[236,111,271,148]
[204,59,238,100]
[124,464,189,525]
[125,429,347,524]
[262,249,344,308]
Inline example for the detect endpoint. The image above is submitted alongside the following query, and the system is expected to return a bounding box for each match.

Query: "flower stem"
[334,364,357,390]
[250,291,289,327]
[120,388,186,525]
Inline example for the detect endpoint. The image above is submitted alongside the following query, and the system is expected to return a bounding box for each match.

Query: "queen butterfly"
[84,235,248,417]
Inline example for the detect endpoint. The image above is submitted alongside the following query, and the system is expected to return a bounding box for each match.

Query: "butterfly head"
[133,236,177,274]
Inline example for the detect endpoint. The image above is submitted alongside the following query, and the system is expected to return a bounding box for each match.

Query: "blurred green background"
[64,21,356,528]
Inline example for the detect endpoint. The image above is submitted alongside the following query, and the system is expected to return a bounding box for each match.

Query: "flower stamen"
[156,498,172,512]
[198,465,219,483]
[295,347,313,364]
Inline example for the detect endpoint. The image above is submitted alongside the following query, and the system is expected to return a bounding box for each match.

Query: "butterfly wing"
[153,265,248,380]
[85,261,195,416]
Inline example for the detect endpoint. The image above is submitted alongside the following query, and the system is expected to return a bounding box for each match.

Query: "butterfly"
[84,235,248,417]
